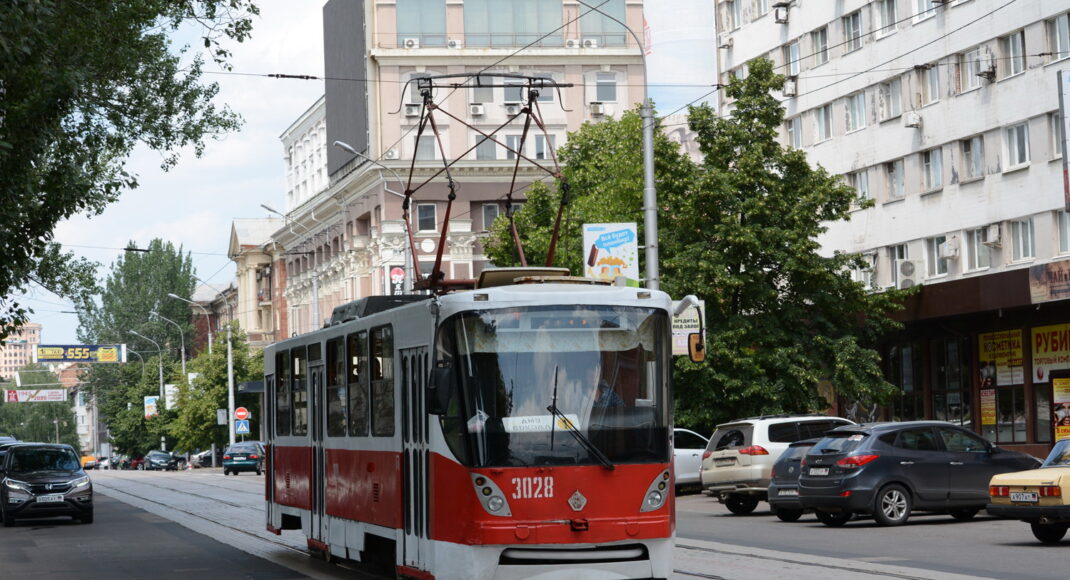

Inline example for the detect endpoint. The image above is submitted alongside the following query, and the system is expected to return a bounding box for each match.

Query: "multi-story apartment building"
[260,0,647,336]
[0,322,41,381]
[716,0,1070,456]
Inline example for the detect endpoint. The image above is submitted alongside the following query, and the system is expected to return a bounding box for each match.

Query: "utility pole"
[227,324,236,446]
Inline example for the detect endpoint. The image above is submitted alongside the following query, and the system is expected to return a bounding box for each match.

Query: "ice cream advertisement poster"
[583,223,639,282]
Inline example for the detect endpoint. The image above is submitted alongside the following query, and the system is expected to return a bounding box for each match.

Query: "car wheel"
[723,495,760,515]
[774,508,804,522]
[2,509,14,528]
[256,468,262,476]
[815,510,851,527]
[79,512,94,524]
[1031,522,1068,544]
[873,484,912,526]
[949,507,979,521]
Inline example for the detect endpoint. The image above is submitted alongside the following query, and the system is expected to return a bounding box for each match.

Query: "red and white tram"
[263,268,675,579]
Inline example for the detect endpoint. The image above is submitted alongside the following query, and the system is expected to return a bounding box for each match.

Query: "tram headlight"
[640,470,671,512]
[487,495,505,512]
[470,473,512,517]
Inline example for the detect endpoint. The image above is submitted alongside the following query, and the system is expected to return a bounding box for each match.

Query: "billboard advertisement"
[671,298,706,356]
[5,389,67,403]
[34,344,126,364]
[582,223,639,283]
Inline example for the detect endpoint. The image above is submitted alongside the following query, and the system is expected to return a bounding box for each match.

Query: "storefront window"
[1036,387,1052,443]
[887,342,923,421]
[931,337,971,427]
[991,386,1026,443]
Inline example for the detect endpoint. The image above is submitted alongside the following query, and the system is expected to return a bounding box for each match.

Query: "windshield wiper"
[545,374,615,472]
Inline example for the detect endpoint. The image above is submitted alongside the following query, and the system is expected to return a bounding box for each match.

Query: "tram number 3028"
[511,476,554,499]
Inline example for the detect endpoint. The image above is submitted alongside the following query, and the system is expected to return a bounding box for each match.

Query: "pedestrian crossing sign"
[235,419,250,434]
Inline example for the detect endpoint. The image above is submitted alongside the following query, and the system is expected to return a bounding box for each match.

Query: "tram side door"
[309,362,326,544]
[401,347,430,572]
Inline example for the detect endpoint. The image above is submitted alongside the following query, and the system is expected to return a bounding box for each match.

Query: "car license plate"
[232,456,246,460]
[1010,491,1039,503]
[777,488,799,496]
[36,494,64,503]
[714,458,734,467]
[809,467,829,476]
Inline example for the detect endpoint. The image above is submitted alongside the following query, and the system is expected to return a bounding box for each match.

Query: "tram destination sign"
[34,344,126,364]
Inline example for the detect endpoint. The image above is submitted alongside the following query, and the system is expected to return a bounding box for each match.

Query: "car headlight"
[71,476,90,489]
[4,479,30,493]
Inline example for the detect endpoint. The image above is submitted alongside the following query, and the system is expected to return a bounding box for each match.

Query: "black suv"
[1,443,93,525]
[144,450,179,471]
[798,421,1038,526]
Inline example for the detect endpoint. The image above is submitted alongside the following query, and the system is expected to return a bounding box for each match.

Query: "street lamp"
[333,140,414,292]
[128,330,164,401]
[261,203,323,330]
[167,293,212,355]
[127,350,147,381]
[150,310,186,380]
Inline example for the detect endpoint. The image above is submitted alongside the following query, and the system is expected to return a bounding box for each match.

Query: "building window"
[959,48,984,92]
[888,342,923,421]
[1000,30,1026,78]
[725,0,742,30]
[848,170,870,203]
[961,136,984,180]
[465,0,563,47]
[757,0,769,15]
[416,203,437,232]
[1050,12,1070,63]
[966,227,991,270]
[846,92,866,132]
[919,64,940,105]
[595,72,618,102]
[1004,122,1030,169]
[475,136,497,160]
[914,0,937,22]
[987,386,1026,444]
[879,78,902,120]
[815,104,832,142]
[409,73,431,104]
[783,41,800,76]
[482,203,500,232]
[786,117,802,148]
[1011,218,1035,261]
[506,74,554,103]
[931,337,971,426]
[812,27,828,66]
[415,135,436,160]
[396,0,446,47]
[1051,112,1066,159]
[885,159,905,199]
[843,11,863,52]
[926,235,948,276]
[472,83,494,104]
[505,135,524,160]
[535,135,556,160]
[921,148,942,191]
[876,0,898,38]
[1060,210,1070,254]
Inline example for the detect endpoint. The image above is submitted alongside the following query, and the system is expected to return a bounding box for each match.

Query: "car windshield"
[1042,439,1070,467]
[7,448,80,473]
[148,451,169,459]
[811,431,868,455]
[435,305,670,468]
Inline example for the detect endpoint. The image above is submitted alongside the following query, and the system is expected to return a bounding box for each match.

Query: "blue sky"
[24,0,716,344]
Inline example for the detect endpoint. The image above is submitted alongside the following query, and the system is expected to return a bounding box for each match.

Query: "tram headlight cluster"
[471,474,512,517]
[640,470,671,512]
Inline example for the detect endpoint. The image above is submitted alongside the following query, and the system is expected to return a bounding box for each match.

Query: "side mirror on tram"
[688,333,705,363]
[427,366,455,415]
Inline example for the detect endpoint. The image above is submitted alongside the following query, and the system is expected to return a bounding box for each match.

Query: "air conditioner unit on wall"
[904,111,922,128]
[504,103,521,116]
[896,259,924,289]
[718,32,733,49]
[565,38,580,48]
[404,104,421,117]
[582,38,599,48]
[774,6,789,23]
[782,77,798,97]
[938,240,959,260]
[447,38,462,49]
[590,102,605,116]
[403,37,420,49]
[983,223,1002,247]
[469,103,485,116]
[383,148,399,160]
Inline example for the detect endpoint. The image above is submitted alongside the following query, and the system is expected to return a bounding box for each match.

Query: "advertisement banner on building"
[33,344,126,364]
[980,388,996,426]
[1053,377,1070,440]
[582,223,639,283]
[671,298,705,356]
[978,329,1024,386]
[388,265,406,296]
[4,389,67,403]
[1029,260,1070,304]
[144,396,159,418]
[1032,323,1070,383]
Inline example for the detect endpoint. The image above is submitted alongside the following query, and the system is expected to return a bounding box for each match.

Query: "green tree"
[90,356,176,456]
[661,58,906,431]
[485,108,694,276]
[170,324,263,453]
[0,363,79,449]
[0,0,258,339]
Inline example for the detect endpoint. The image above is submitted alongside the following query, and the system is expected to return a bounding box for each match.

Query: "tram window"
[371,325,395,437]
[292,348,308,436]
[276,352,291,437]
[326,338,346,437]
[308,342,322,362]
[348,332,369,436]
[265,374,275,437]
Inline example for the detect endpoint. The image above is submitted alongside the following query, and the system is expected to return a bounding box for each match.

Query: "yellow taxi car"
[988,437,1070,543]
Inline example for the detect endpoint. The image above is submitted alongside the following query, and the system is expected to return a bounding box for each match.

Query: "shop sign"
[671,298,705,356]
[980,388,997,426]
[1030,260,1070,304]
[1032,323,1070,383]
[1054,377,1070,440]
[978,329,1024,386]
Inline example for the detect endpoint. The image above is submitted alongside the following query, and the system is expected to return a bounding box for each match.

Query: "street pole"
[227,324,236,446]
[167,293,212,355]
[150,310,186,380]
[129,330,166,451]
[333,140,414,292]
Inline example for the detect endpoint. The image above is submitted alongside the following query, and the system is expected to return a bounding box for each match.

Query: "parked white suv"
[700,414,853,514]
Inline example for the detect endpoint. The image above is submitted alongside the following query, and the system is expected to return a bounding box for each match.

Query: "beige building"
[0,322,41,381]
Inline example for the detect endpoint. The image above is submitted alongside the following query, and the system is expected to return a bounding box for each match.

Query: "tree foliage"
[0,0,258,339]
[0,364,80,450]
[661,59,907,430]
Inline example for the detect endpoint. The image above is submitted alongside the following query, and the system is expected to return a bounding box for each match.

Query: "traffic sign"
[234,407,249,421]
[235,419,250,435]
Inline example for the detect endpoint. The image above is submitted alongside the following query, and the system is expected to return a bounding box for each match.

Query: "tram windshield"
[435,305,670,468]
